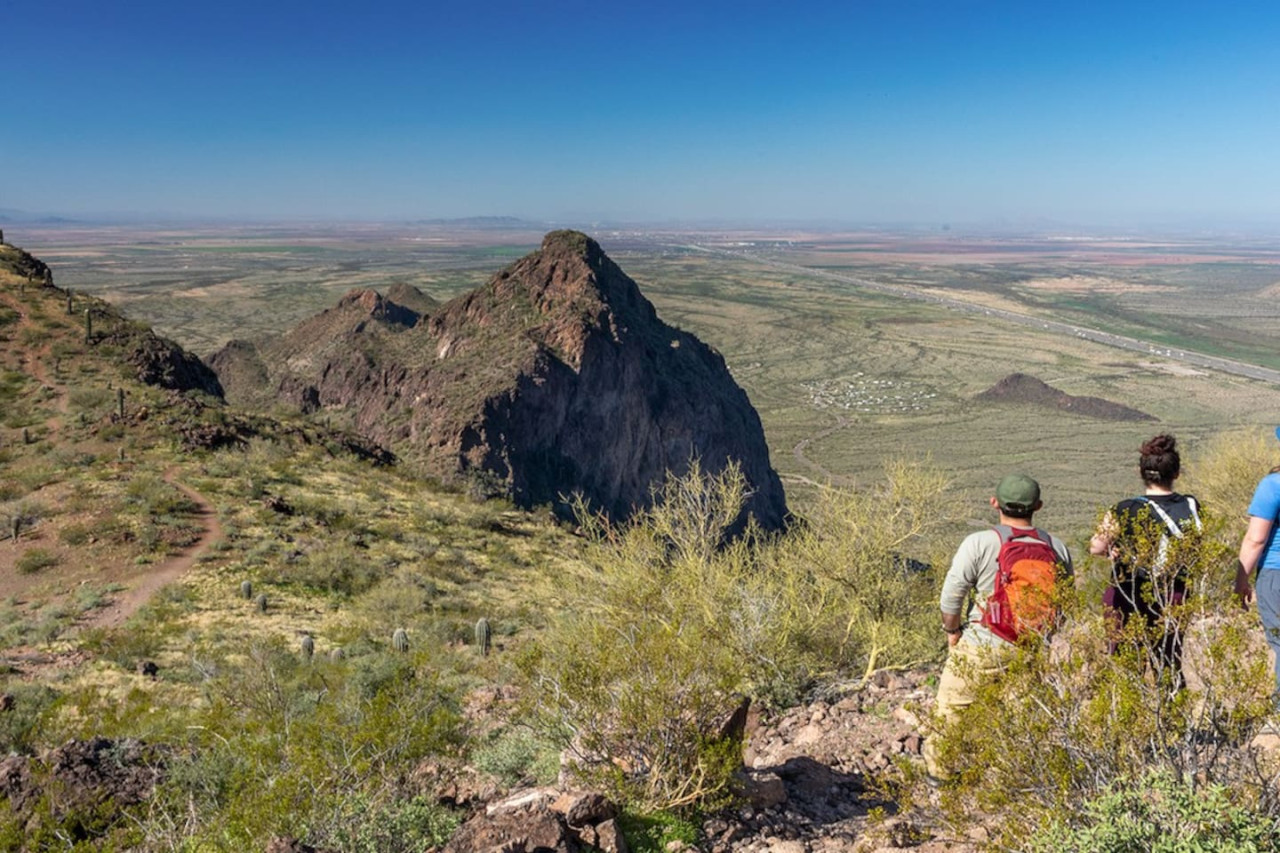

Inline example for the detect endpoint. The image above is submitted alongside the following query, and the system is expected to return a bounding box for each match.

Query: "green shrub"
[1027,770,1280,852]
[58,522,92,546]
[278,543,385,597]
[16,548,58,574]
[529,459,958,812]
[0,683,60,753]
[472,728,560,786]
[618,810,701,853]
[324,794,462,853]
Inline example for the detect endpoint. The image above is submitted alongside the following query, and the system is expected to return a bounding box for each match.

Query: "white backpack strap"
[1136,496,1185,539]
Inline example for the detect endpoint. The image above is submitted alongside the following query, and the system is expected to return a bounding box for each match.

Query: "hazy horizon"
[8,1,1280,230]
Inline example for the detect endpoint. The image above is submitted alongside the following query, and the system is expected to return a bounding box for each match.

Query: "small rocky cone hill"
[976,372,1155,422]
[212,231,788,528]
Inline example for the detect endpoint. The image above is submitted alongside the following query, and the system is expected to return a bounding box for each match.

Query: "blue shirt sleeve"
[1248,473,1280,522]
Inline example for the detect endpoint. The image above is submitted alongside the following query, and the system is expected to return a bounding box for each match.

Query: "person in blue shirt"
[1236,426,1280,692]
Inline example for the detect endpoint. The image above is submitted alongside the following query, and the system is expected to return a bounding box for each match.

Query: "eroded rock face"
[212,231,787,529]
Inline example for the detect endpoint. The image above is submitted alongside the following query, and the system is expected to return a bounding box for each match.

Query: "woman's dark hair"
[1139,434,1180,486]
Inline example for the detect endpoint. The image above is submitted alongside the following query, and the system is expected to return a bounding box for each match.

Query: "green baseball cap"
[996,473,1040,513]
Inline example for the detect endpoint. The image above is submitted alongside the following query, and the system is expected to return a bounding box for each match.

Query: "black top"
[1109,492,1201,584]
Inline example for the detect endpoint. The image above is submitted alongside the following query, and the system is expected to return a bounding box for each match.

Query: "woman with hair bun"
[1089,434,1203,686]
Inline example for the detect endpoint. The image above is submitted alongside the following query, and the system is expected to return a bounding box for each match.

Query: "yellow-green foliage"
[17,639,465,851]
[778,459,960,684]
[1026,770,1280,852]
[529,459,957,811]
[1185,426,1280,544]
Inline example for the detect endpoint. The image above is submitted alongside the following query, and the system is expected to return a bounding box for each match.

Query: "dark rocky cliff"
[212,231,788,528]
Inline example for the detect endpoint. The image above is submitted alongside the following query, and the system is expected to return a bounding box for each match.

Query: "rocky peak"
[212,231,788,529]
[333,287,420,329]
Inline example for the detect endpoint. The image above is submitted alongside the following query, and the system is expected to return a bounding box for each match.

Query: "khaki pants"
[923,640,1010,778]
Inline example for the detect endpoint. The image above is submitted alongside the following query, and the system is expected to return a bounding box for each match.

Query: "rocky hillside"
[0,241,223,398]
[975,372,1155,421]
[212,231,788,529]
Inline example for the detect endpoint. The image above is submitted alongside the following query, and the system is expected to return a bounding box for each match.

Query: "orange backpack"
[980,525,1061,643]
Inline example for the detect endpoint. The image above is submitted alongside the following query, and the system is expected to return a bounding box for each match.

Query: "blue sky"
[6,1,1280,226]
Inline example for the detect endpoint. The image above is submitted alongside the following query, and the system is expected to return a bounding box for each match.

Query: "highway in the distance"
[687,245,1280,388]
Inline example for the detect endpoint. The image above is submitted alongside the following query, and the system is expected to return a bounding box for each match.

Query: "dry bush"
[1185,426,1280,544]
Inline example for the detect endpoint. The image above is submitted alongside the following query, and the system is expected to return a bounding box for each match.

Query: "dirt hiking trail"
[79,471,223,631]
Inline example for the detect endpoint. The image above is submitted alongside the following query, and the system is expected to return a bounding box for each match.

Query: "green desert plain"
[27,223,1280,537]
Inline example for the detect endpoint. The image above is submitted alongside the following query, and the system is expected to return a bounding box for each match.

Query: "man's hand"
[947,629,962,647]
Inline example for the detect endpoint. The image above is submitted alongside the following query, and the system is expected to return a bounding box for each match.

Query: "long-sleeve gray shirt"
[940,526,1073,647]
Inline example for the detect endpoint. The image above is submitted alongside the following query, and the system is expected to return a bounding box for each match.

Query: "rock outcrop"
[0,242,53,284]
[976,372,1155,422]
[212,231,787,528]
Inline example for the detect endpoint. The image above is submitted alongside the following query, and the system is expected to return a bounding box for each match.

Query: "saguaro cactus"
[117,388,125,419]
[329,647,345,662]
[240,580,253,600]
[254,593,268,613]
[10,517,19,542]
[84,309,93,342]
[475,617,492,656]
[300,635,315,660]
[392,628,409,653]
[66,289,73,314]
[21,428,29,445]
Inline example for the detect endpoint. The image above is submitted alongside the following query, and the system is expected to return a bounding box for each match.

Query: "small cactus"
[329,647,345,662]
[392,628,409,653]
[300,635,315,660]
[66,289,73,314]
[240,580,253,600]
[475,617,492,656]
[10,517,19,542]
[254,593,268,613]
[116,388,125,419]
[117,447,126,462]
[84,308,92,342]
[21,428,29,445]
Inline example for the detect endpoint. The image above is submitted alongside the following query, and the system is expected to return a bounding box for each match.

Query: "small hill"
[211,230,788,528]
[976,372,1155,421]
[210,287,422,412]
[386,281,439,317]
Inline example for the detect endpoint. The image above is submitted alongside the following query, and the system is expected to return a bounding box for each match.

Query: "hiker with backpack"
[1089,434,1201,687]
[924,473,1072,778]
[1234,427,1280,693]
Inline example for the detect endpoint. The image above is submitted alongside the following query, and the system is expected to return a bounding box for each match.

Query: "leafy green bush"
[0,683,59,753]
[15,548,58,574]
[326,794,462,853]
[278,543,386,597]
[529,459,957,811]
[58,522,92,546]
[1027,771,1280,852]
[472,728,560,786]
[619,809,701,853]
